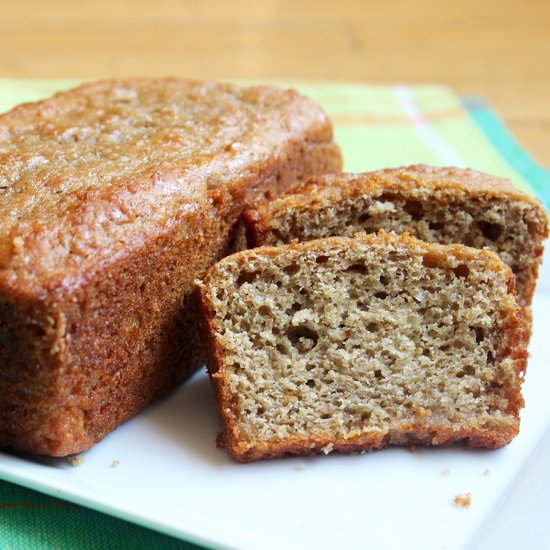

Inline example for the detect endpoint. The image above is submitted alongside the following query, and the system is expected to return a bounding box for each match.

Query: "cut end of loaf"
[242,165,548,316]
[198,231,527,462]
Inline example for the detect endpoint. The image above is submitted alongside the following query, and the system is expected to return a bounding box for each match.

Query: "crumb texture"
[200,232,525,461]
[244,165,548,310]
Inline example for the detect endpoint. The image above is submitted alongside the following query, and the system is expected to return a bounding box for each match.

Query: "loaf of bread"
[0,78,342,456]
[242,165,548,325]
[197,232,527,462]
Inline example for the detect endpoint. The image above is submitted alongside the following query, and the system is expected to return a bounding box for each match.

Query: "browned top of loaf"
[247,164,545,218]
[0,78,335,295]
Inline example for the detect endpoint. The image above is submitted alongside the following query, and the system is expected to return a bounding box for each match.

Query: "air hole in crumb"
[305,363,315,371]
[379,192,399,202]
[453,264,470,278]
[276,343,288,355]
[320,413,332,420]
[348,288,360,300]
[138,283,145,294]
[366,323,380,332]
[286,302,301,315]
[487,351,495,365]
[272,327,280,335]
[440,344,450,352]
[361,412,371,421]
[258,305,270,316]
[257,406,265,414]
[316,255,329,264]
[358,213,370,224]
[379,274,390,285]
[478,221,503,241]
[429,221,444,231]
[306,379,316,388]
[475,327,485,343]
[404,199,424,220]
[456,365,476,378]
[345,263,368,275]
[286,325,319,352]
[374,369,384,380]
[236,271,259,287]
[283,263,300,276]
[375,291,388,300]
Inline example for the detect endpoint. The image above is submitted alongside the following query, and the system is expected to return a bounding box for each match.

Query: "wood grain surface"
[1,0,548,167]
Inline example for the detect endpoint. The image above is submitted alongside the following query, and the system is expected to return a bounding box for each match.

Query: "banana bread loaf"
[197,232,527,462]
[0,78,342,456]
[242,165,548,325]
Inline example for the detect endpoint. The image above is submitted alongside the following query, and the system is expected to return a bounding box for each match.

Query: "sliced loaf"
[197,232,527,462]
[242,165,548,322]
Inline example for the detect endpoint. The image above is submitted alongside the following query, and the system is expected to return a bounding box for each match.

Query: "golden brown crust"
[197,231,527,462]
[248,164,544,213]
[0,78,342,456]
[220,423,521,463]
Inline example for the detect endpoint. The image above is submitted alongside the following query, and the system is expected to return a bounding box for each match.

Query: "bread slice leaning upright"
[197,232,527,462]
[0,78,342,456]
[242,165,548,331]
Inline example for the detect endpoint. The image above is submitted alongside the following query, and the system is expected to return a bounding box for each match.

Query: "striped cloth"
[0,80,548,550]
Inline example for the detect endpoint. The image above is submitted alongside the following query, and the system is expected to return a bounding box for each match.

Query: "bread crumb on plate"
[68,455,85,467]
[454,492,472,508]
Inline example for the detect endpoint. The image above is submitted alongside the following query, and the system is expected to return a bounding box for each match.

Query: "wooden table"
[2,0,549,167]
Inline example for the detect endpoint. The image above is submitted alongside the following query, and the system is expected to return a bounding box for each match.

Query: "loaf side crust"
[0,78,342,455]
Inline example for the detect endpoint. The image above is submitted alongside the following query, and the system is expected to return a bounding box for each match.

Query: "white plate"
[1,249,550,550]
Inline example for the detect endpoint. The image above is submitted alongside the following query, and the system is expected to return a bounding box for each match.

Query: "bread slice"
[197,232,527,462]
[0,78,342,456]
[242,165,548,321]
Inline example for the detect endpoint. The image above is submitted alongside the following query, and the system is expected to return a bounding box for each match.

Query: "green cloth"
[0,80,548,550]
